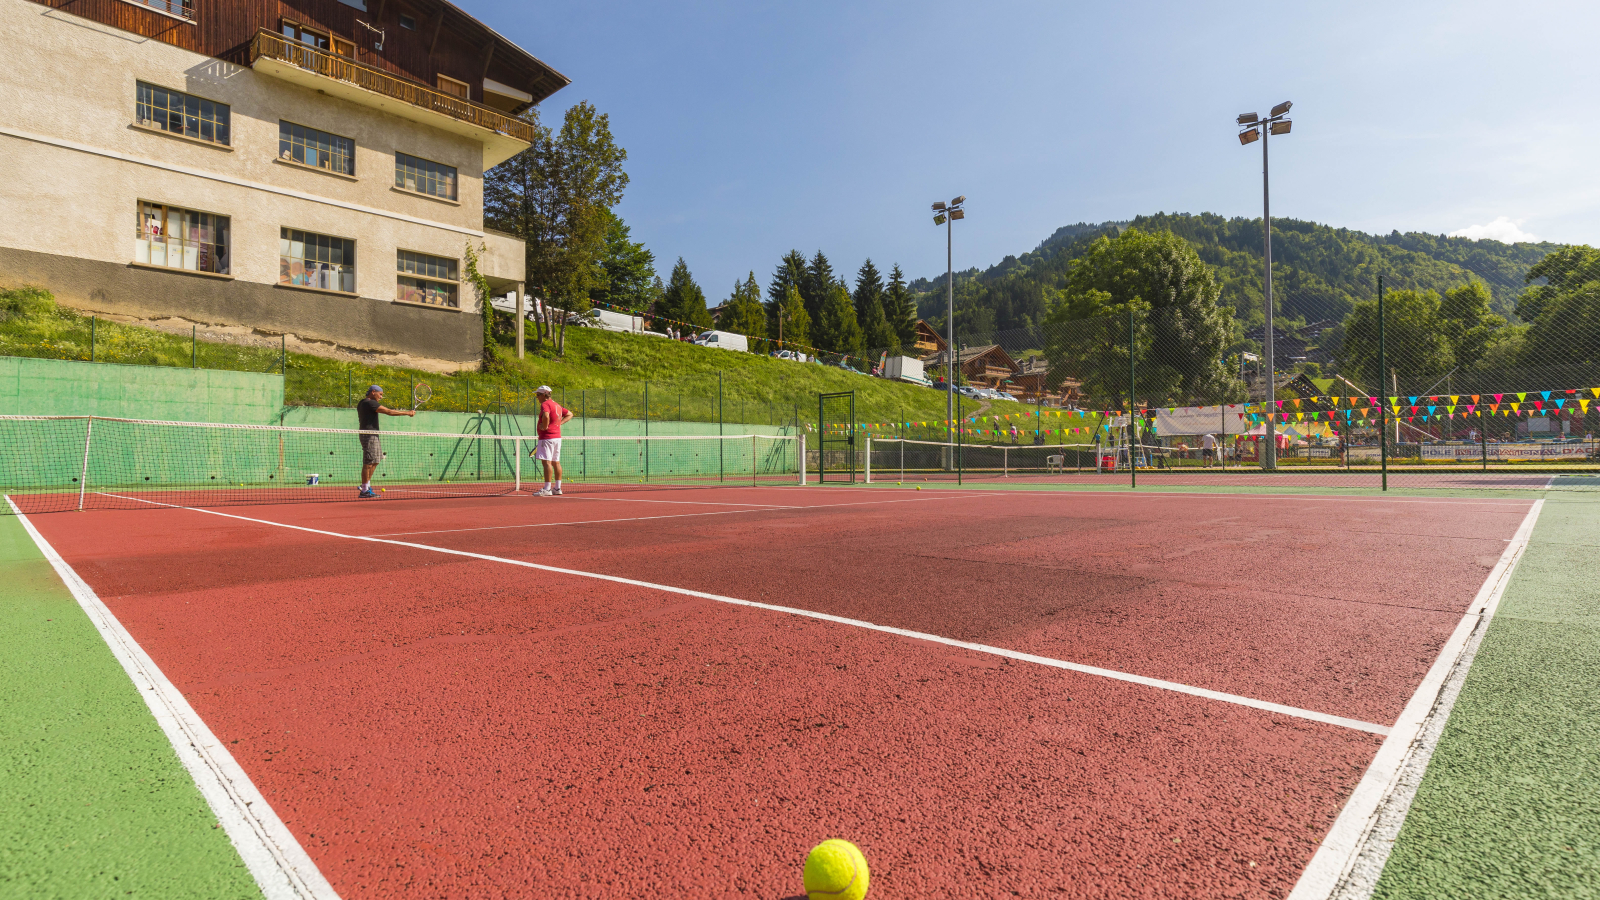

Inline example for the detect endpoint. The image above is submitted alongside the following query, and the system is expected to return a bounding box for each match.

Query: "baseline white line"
[806,484,1533,507]
[102,494,1389,735]
[1285,498,1544,900]
[4,496,339,900]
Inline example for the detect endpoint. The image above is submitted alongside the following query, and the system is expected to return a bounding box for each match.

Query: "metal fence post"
[90,316,96,362]
[192,325,197,368]
[1129,303,1137,490]
[1378,276,1388,492]
[77,417,94,511]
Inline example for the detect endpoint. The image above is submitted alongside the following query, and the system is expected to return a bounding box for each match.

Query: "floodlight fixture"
[1239,128,1260,145]
[950,209,965,220]
[1237,112,1259,125]
[932,201,946,210]
[951,195,965,206]
[1271,100,1292,117]
[1270,119,1292,135]
[934,213,947,225]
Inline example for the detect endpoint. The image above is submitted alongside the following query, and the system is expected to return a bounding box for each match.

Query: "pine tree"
[802,251,836,326]
[852,259,896,351]
[716,272,768,343]
[655,257,712,333]
[767,250,807,339]
[815,282,865,358]
[775,284,811,350]
[884,264,918,345]
[589,210,657,314]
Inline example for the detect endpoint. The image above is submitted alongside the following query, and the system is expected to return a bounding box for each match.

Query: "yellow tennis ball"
[915,485,922,490]
[803,839,869,900]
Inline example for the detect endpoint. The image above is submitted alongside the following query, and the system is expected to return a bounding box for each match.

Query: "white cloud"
[1448,216,1542,243]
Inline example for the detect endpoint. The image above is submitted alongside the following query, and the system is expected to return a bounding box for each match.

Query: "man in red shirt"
[533,385,574,496]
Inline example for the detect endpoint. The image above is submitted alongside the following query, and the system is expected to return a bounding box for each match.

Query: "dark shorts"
[360,434,383,465]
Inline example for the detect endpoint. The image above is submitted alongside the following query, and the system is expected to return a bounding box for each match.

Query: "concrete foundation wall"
[0,246,482,363]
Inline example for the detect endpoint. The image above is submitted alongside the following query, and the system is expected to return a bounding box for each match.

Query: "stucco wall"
[0,0,523,362]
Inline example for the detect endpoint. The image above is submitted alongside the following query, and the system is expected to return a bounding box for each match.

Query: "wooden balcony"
[248,30,533,168]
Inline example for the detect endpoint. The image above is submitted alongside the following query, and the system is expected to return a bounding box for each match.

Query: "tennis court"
[10,468,1543,898]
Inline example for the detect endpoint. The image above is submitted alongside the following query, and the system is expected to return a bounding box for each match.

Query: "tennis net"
[0,416,803,514]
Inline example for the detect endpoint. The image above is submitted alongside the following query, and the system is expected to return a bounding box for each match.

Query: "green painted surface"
[0,356,283,425]
[1374,495,1600,899]
[0,515,261,899]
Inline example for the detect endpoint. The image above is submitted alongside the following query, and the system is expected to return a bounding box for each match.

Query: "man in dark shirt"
[356,385,414,499]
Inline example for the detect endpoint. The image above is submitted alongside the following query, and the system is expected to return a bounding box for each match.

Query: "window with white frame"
[135,202,229,274]
[396,250,459,308]
[280,228,355,293]
[279,121,355,175]
[136,82,230,145]
[394,152,457,200]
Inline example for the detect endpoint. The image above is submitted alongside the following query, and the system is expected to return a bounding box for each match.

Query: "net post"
[77,417,94,511]
[864,434,871,484]
[752,433,757,487]
[513,437,521,492]
[798,433,806,486]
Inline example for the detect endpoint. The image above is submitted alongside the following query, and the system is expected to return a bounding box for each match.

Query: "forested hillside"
[912,213,1559,336]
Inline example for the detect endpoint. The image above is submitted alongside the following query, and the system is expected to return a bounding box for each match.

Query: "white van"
[693,330,749,352]
[592,309,646,334]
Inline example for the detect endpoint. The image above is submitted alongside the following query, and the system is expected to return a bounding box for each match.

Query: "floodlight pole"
[945,211,955,450]
[1261,118,1277,471]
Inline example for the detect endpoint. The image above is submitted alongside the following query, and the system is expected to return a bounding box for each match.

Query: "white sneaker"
[534,487,554,496]
[553,487,563,495]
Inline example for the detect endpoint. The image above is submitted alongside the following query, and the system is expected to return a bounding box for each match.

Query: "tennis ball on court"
[803,839,869,900]
[916,485,922,490]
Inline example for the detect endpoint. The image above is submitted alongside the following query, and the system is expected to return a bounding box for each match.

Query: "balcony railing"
[248,30,535,144]
[132,0,195,19]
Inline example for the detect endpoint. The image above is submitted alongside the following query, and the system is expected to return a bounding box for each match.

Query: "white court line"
[4,497,340,900]
[804,484,1534,507]
[357,491,1008,536]
[100,493,1389,735]
[1285,498,1543,900]
[561,495,800,508]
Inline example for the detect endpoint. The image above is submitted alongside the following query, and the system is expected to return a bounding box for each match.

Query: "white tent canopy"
[1153,405,1249,436]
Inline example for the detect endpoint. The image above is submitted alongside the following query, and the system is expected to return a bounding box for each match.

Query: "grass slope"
[1,287,1073,438]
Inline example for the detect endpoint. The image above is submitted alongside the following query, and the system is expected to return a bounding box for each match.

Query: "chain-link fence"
[851,245,1600,491]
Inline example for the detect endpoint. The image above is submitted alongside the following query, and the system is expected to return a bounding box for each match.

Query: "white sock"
[544,482,552,490]
[555,480,562,489]
[361,482,370,490]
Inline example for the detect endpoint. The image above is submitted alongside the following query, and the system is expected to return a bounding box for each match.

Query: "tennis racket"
[411,381,432,411]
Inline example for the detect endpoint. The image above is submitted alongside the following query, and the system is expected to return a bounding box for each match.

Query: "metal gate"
[818,391,856,483]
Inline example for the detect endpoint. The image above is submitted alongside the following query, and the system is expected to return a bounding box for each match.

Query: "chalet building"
[1011,356,1085,405]
[925,344,1020,389]
[912,320,946,356]
[0,0,565,364]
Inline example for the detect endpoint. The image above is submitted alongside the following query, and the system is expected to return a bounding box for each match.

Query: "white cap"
[536,385,553,394]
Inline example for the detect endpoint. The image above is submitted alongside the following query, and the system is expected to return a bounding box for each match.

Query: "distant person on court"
[1201,432,1218,467]
[533,385,574,496]
[356,385,414,499]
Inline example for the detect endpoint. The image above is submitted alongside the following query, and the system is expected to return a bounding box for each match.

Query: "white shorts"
[534,438,562,461]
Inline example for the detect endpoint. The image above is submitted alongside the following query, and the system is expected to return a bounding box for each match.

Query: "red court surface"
[27,485,1535,898]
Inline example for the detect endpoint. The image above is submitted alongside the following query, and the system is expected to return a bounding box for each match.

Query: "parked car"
[771,349,809,362]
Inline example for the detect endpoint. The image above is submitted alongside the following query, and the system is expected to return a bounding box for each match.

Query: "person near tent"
[1201,432,1218,467]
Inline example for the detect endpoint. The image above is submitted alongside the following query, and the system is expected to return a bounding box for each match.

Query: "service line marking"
[1285,498,1544,900]
[362,490,1010,536]
[4,497,340,900]
[800,484,1535,507]
[99,493,1390,735]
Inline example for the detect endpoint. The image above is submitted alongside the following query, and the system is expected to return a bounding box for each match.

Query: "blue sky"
[477,0,1598,297]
